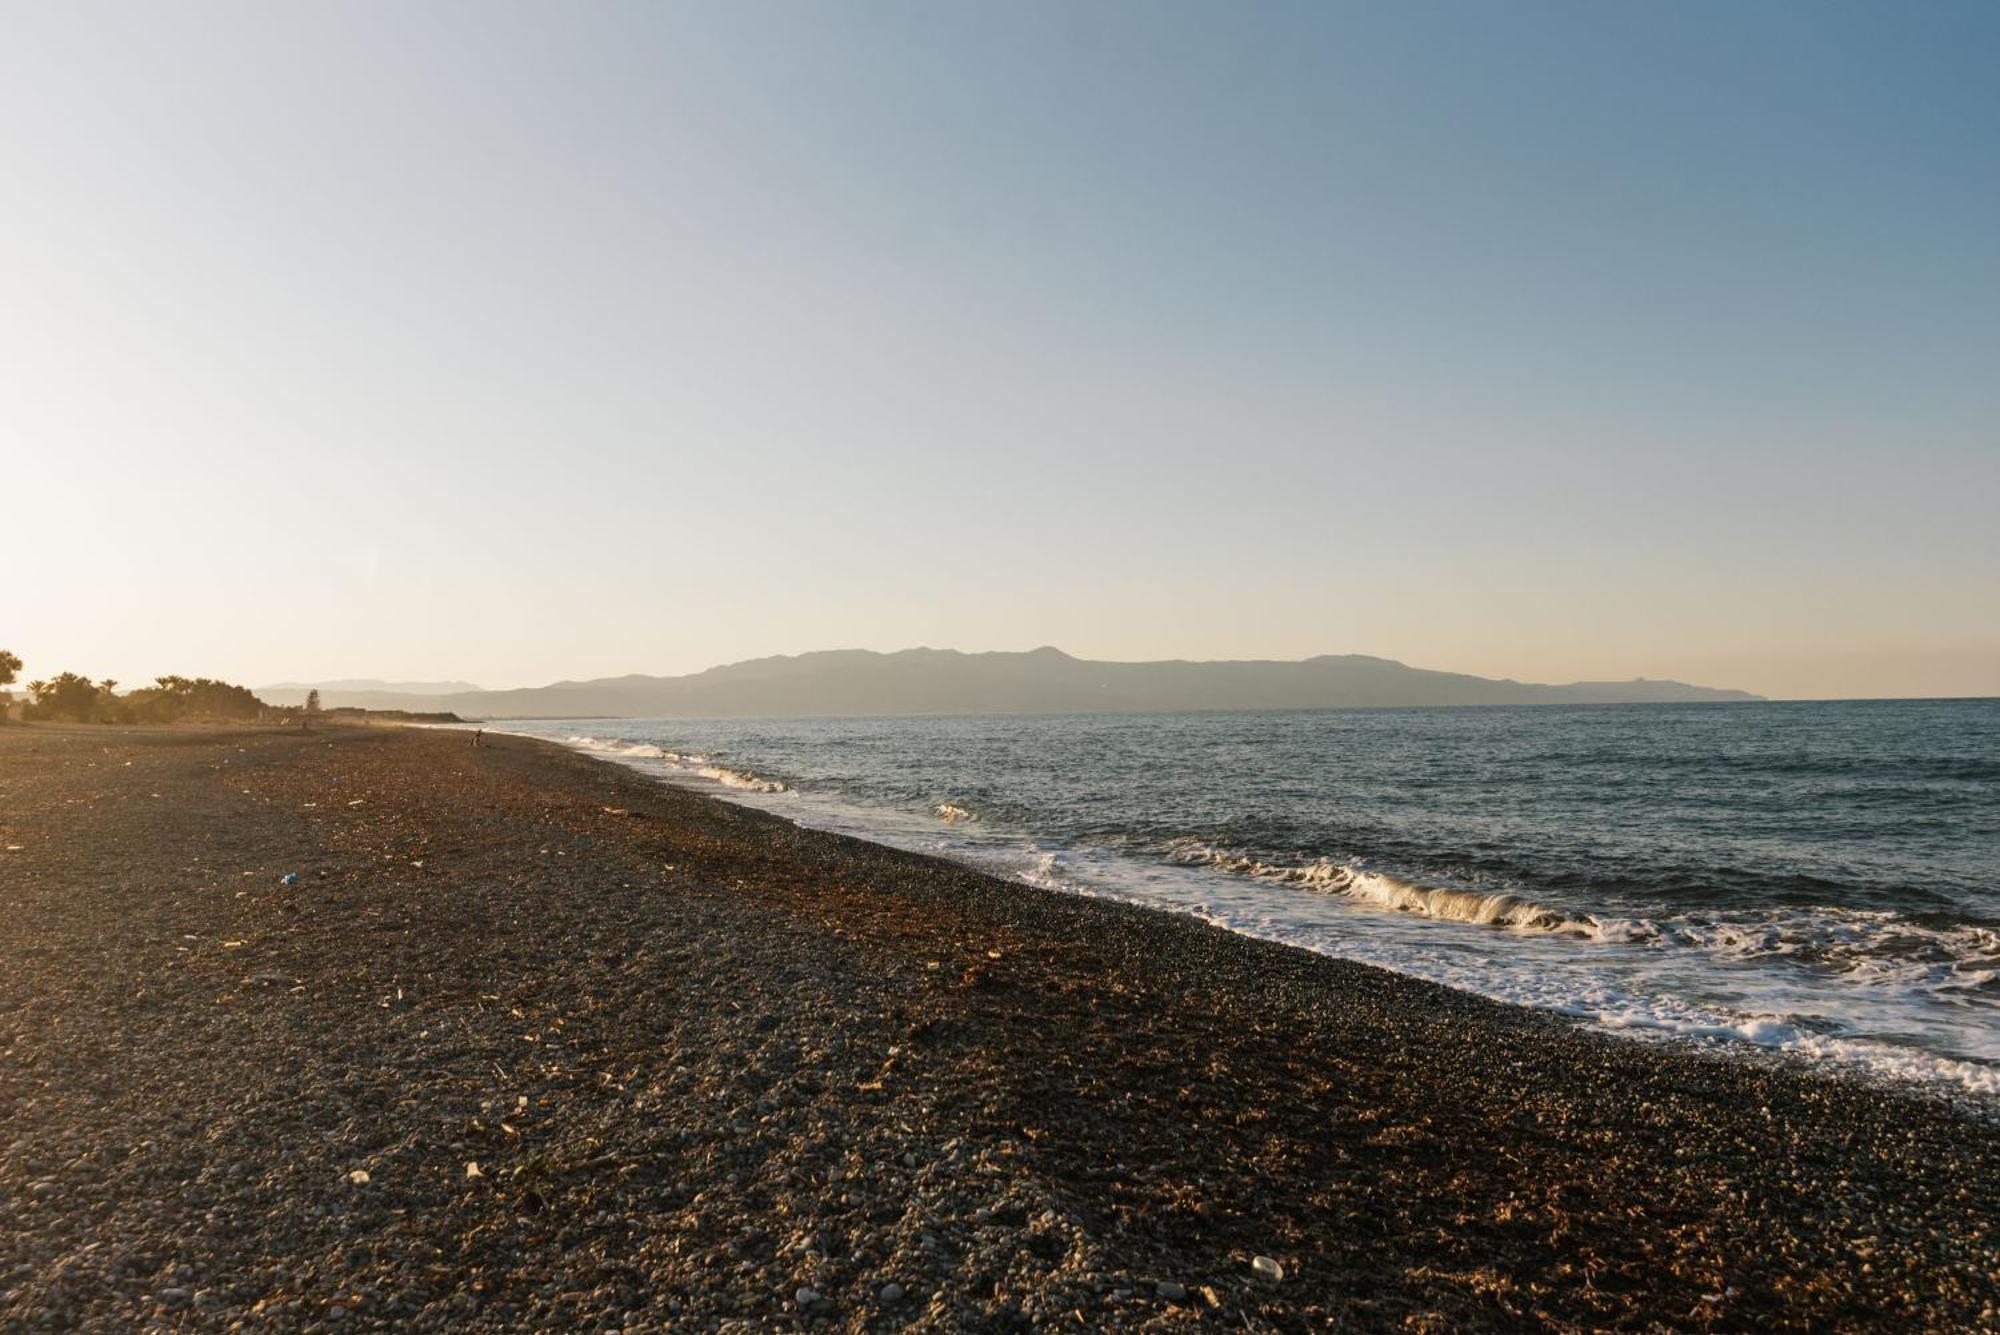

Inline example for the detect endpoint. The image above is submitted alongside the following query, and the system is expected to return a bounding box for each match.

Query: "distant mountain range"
[260,648,1760,717]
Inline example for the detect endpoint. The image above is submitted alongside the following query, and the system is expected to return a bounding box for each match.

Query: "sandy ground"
[0,723,1994,1332]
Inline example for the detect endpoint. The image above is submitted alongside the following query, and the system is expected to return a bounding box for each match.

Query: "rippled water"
[493,700,2000,1097]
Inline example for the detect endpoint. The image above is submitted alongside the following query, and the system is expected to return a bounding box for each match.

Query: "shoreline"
[528,724,2000,1110]
[2,723,1995,1329]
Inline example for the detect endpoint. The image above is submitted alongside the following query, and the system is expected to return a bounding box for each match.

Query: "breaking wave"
[934,802,976,824]
[1160,838,2000,997]
[564,735,710,764]
[1601,909,2000,995]
[697,765,789,793]
[562,736,787,793]
[1163,839,1595,932]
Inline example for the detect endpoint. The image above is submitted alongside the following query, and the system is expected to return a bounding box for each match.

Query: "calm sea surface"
[495,701,2000,1097]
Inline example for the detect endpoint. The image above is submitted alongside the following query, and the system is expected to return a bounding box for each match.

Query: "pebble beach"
[1,723,1995,1331]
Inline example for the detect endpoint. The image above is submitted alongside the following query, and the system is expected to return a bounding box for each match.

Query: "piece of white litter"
[4,846,22,853]
[465,1162,484,1179]
[1252,1255,1284,1283]
[348,1170,370,1185]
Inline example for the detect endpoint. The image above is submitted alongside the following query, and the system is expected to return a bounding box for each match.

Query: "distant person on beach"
[473,730,483,747]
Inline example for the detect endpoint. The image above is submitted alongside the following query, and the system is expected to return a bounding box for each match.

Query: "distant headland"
[260,648,1761,719]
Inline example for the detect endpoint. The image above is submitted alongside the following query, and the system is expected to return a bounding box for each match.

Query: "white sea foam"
[934,802,976,824]
[1655,911,2000,991]
[1161,838,2000,998]
[559,735,785,792]
[697,765,789,793]
[565,734,670,759]
[1163,839,1597,933]
[1580,994,2000,1098]
[564,735,711,764]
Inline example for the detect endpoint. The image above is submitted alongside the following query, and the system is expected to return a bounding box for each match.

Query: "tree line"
[0,651,294,724]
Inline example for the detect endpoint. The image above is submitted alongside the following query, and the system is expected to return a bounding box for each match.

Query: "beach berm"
[0,724,1993,1330]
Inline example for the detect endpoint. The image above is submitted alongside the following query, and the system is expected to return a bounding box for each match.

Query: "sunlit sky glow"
[5,1,1996,699]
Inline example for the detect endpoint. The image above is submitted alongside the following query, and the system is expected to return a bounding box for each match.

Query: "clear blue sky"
[5,1,1996,698]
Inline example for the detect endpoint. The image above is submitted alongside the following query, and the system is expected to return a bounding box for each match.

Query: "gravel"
[0,722,1995,1331]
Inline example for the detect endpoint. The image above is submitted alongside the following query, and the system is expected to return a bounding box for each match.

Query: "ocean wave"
[1635,910,2000,994]
[563,735,712,764]
[934,802,976,824]
[561,736,786,792]
[1577,999,2000,1098]
[1161,839,1597,933]
[1160,838,2000,997]
[696,764,789,793]
[565,734,667,758]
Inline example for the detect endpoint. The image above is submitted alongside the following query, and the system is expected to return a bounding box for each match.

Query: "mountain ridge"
[258,648,1761,717]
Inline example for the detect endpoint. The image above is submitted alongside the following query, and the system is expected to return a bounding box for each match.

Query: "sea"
[489,700,2000,1099]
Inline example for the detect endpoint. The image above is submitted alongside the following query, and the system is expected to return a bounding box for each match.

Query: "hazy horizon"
[8,2,1997,702]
